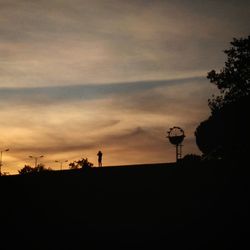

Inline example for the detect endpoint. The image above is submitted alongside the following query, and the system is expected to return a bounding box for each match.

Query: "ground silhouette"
[1,160,249,249]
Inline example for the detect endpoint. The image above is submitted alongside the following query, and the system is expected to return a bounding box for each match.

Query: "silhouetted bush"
[182,154,202,164]
[18,165,34,175]
[69,158,93,169]
[196,93,250,159]
[18,164,52,175]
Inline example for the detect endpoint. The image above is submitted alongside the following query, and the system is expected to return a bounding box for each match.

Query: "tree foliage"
[18,165,34,175]
[195,36,250,159]
[69,158,93,169]
[18,164,52,175]
[207,36,250,112]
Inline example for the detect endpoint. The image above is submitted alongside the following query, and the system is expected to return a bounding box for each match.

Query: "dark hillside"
[1,162,249,249]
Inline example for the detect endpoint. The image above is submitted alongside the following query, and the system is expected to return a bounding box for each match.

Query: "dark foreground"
[1,161,249,249]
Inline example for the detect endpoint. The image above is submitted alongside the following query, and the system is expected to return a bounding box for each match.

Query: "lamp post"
[29,155,44,168]
[55,160,68,170]
[0,148,10,176]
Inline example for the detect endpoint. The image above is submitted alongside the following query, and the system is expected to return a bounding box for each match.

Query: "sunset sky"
[1,0,250,174]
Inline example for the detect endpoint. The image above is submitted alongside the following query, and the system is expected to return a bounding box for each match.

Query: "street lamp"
[29,155,44,168]
[0,149,10,176]
[55,160,68,170]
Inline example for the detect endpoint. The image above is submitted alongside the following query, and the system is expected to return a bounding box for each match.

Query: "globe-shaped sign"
[167,127,185,145]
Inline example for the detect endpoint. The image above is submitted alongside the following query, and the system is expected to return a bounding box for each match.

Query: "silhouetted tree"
[18,165,34,175]
[207,36,250,112]
[68,161,78,169]
[18,164,52,175]
[69,158,93,169]
[195,36,250,160]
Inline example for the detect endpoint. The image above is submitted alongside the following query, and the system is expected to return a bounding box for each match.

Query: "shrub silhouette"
[18,165,34,175]
[69,158,93,169]
[18,164,52,175]
[182,154,202,163]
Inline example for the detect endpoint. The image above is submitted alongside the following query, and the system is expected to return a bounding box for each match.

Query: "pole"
[0,151,2,176]
[0,149,9,176]
[55,160,68,171]
[29,155,43,168]
[176,145,178,163]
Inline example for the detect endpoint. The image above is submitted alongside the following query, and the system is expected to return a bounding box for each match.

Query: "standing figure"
[97,150,103,167]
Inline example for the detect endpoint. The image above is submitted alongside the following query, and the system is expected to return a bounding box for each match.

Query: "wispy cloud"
[1,0,249,87]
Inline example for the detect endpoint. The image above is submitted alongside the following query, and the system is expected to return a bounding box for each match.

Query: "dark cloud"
[13,143,95,156]
[0,76,203,106]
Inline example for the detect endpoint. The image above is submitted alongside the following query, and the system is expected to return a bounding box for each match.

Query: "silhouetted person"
[97,150,103,167]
